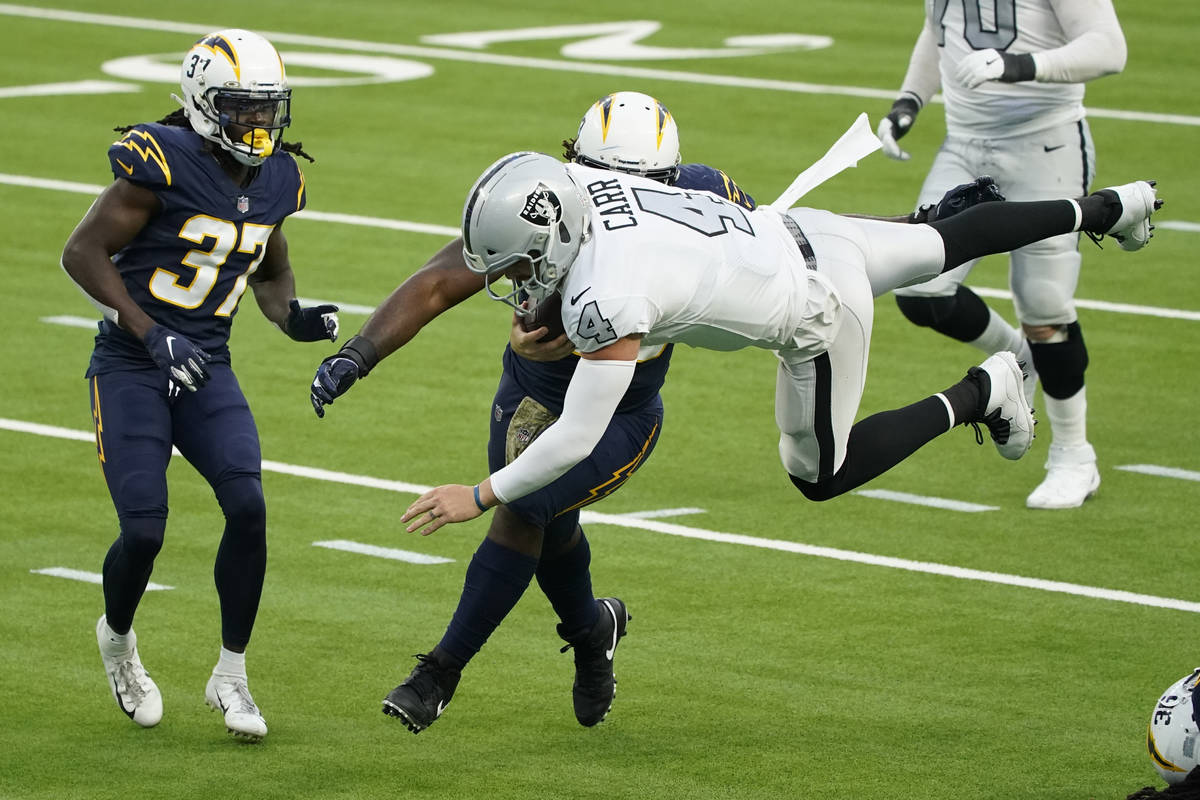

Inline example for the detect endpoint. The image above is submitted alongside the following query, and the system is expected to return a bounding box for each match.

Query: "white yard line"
[854,489,998,512]
[1115,464,1200,483]
[31,567,173,590]
[312,540,454,564]
[5,416,1198,614]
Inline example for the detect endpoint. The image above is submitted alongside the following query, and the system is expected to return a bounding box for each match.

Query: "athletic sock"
[536,532,599,640]
[437,537,539,667]
[214,646,247,678]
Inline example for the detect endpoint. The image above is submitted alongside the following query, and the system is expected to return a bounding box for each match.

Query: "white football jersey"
[560,163,837,357]
[930,0,1086,137]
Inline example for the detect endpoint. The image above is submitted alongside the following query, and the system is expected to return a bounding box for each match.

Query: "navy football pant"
[90,365,266,649]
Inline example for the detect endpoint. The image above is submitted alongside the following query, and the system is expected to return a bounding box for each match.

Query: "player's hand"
[143,324,211,392]
[510,311,575,361]
[285,299,339,342]
[917,176,1006,223]
[955,48,1005,89]
[878,97,920,161]
[402,484,482,536]
[310,354,360,417]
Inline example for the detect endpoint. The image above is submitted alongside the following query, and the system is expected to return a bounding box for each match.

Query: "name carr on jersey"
[584,178,637,230]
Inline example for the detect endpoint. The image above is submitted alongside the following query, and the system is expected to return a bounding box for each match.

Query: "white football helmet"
[175,29,291,166]
[574,91,681,183]
[1148,668,1200,785]
[462,152,590,315]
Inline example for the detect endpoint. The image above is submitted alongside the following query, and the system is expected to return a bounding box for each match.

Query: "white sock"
[214,647,247,678]
[1044,387,1088,448]
[99,618,132,655]
[968,310,1024,356]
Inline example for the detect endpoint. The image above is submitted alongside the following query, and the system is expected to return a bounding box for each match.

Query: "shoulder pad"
[108,125,175,188]
[676,163,756,210]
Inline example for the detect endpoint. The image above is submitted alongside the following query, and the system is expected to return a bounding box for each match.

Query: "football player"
[61,30,338,741]
[311,92,758,733]
[877,0,1129,509]
[402,154,1157,540]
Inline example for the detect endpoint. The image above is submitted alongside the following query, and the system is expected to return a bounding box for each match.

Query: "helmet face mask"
[1148,668,1200,785]
[176,29,291,167]
[462,153,590,316]
[573,91,680,183]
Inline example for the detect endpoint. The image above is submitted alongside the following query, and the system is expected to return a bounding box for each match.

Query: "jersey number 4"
[149,215,273,316]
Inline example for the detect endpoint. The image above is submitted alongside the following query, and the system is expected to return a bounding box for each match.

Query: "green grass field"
[2,1,1198,798]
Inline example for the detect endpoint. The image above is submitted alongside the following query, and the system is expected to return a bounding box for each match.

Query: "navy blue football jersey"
[87,123,306,376]
[500,162,752,412]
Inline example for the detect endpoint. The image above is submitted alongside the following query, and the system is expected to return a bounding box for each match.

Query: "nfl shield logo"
[236,195,250,214]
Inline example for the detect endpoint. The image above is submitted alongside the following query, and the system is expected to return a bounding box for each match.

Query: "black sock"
[941,373,985,425]
[535,531,598,641]
[437,537,538,667]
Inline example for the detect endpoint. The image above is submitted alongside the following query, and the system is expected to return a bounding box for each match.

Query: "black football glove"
[285,299,340,342]
[143,324,212,392]
[877,95,921,161]
[310,335,379,418]
[912,176,1006,224]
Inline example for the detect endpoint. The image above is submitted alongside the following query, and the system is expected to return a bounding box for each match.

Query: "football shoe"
[1093,180,1160,251]
[96,615,162,728]
[382,653,461,734]
[205,673,267,741]
[965,351,1035,460]
[559,597,630,727]
[1026,442,1100,509]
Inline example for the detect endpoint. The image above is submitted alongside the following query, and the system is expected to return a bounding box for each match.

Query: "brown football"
[520,291,566,343]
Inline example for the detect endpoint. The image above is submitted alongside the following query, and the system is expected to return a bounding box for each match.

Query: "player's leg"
[172,364,267,740]
[1009,121,1101,509]
[777,248,1033,500]
[90,369,170,727]
[893,139,1023,361]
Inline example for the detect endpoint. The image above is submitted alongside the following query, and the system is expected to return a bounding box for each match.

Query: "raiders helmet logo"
[519,183,561,227]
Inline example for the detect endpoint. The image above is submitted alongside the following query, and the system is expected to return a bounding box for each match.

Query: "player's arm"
[956,0,1126,88]
[401,334,643,535]
[878,24,941,161]
[60,178,161,339]
[309,237,486,416]
[249,224,339,343]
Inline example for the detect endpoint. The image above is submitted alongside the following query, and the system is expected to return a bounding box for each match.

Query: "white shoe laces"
[115,660,150,704]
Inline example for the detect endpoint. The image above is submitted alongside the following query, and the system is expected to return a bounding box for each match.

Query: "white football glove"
[955,48,1005,89]
[877,115,912,161]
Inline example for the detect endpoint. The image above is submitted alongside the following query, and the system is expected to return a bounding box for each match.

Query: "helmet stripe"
[1148,726,1189,773]
[198,34,240,81]
[463,153,530,259]
[653,99,670,151]
[598,95,615,143]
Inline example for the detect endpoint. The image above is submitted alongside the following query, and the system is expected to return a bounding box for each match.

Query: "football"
[520,291,566,343]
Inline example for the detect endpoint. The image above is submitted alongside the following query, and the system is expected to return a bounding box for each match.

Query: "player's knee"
[216,476,266,537]
[1029,322,1088,399]
[895,286,989,342]
[119,516,166,562]
[788,472,838,502]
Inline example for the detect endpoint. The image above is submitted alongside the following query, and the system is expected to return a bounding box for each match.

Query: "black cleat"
[559,598,630,727]
[381,653,461,734]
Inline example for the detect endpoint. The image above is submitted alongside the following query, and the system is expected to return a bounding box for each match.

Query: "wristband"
[339,335,379,377]
[473,485,488,512]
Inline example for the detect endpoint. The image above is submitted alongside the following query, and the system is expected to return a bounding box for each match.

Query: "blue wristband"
[473,485,488,512]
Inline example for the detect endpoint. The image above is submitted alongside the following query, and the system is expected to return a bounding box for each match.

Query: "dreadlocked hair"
[114,108,315,163]
[1127,769,1200,799]
[562,137,579,162]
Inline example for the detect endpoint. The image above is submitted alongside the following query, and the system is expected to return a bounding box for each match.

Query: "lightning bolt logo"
[653,97,672,151]
[113,129,172,186]
[597,94,615,142]
[560,419,659,515]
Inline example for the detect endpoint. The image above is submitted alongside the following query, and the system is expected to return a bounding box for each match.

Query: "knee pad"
[1029,322,1088,399]
[895,285,990,342]
[215,476,266,540]
[118,516,167,563]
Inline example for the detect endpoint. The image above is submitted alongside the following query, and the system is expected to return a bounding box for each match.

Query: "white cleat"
[969,351,1035,460]
[1098,180,1160,251]
[96,615,162,728]
[1026,442,1100,509]
[1015,338,1038,411]
[205,673,268,741]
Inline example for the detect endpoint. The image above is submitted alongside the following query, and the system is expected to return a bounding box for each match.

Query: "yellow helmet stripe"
[1148,725,1190,773]
[598,94,615,142]
[652,97,671,151]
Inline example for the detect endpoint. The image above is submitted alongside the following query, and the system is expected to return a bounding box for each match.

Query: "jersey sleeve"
[292,161,308,213]
[1035,0,1126,83]
[675,164,756,210]
[564,294,657,354]
[108,126,174,189]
